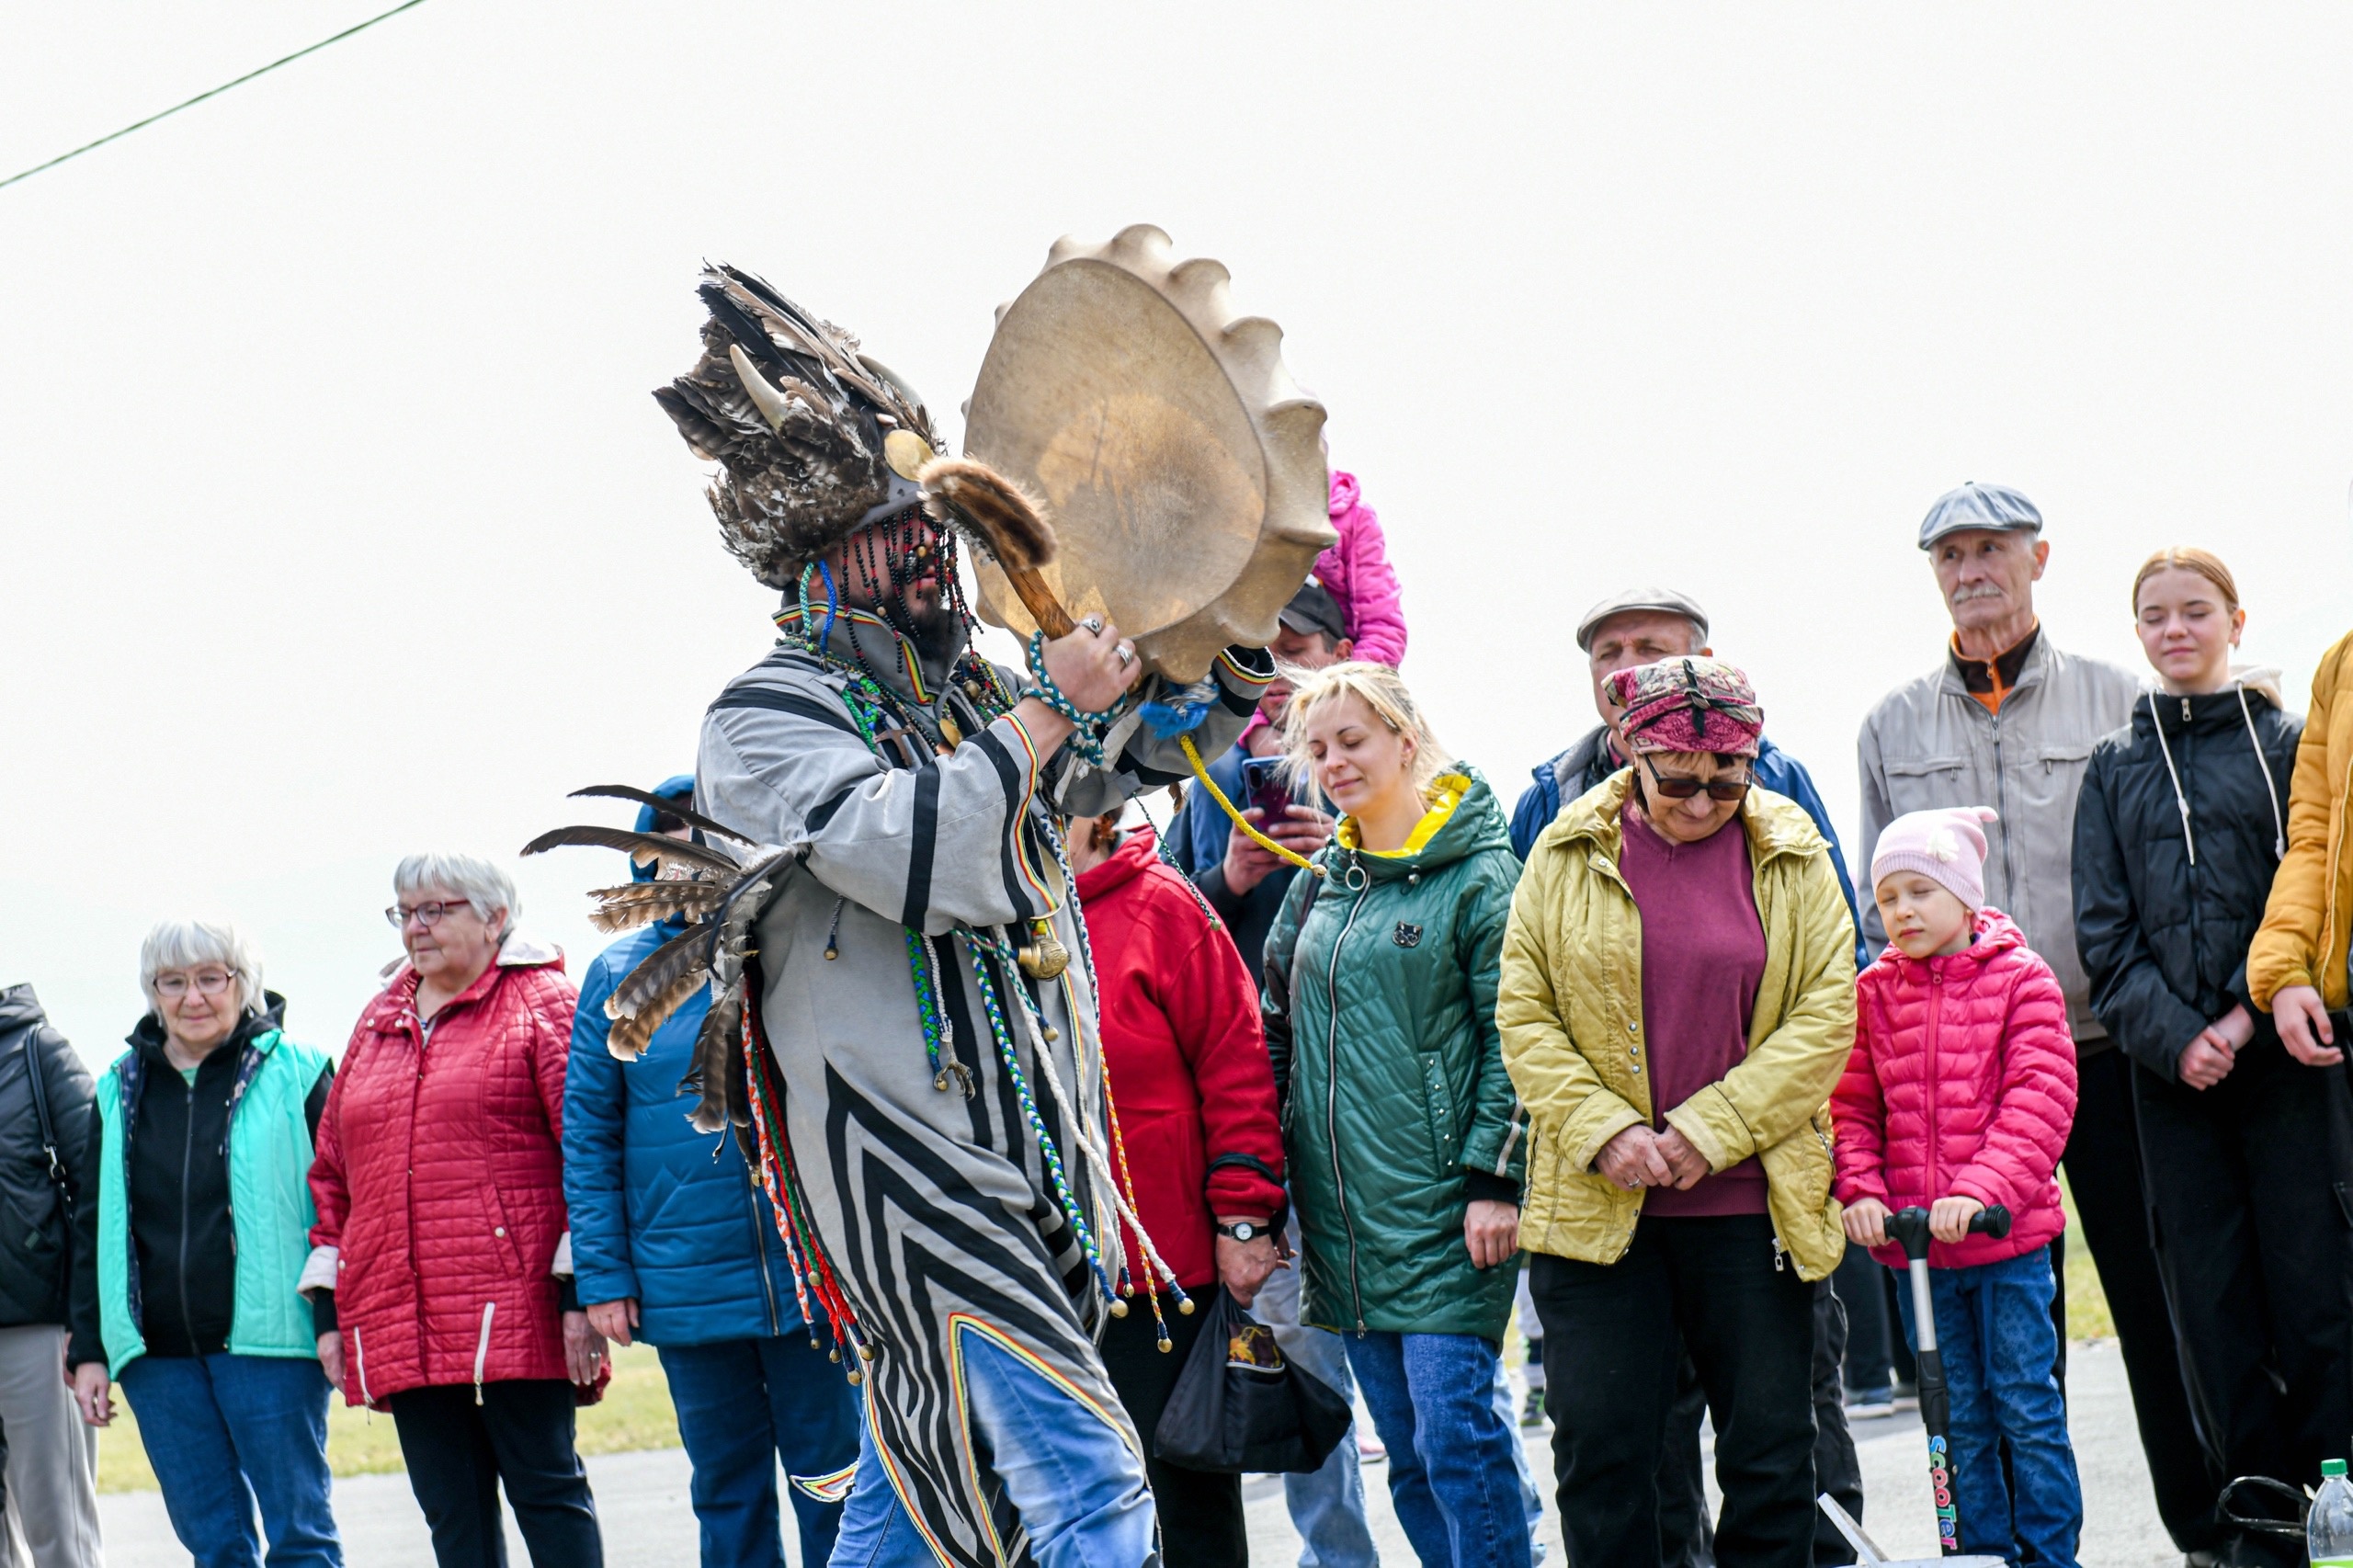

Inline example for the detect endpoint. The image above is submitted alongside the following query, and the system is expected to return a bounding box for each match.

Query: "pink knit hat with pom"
[1870,807,1999,910]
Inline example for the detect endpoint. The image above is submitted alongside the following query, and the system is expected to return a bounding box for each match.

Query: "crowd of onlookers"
[1,470,2350,1568]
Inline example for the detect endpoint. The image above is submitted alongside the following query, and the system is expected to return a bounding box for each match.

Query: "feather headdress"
[654,265,944,588]
[655,265,1064,597]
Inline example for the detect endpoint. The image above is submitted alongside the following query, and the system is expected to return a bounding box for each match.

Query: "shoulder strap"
[18,1029,63,1190]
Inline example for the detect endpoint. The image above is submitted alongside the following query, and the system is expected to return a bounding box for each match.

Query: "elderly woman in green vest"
[65,918,343,1568]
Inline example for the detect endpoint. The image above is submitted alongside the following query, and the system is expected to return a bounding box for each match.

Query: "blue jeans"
[827,1325,1154,1567]
[1345,1332,1532,1568]
[1491,1357,1546,1564]
[1257,1216,1380,1568]
[1894,1246,2084,1568]
[118,1352,341,1568]
[660,1335,860,1568]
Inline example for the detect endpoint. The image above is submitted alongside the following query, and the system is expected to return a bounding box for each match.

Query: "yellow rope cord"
[1177,733,1325,878]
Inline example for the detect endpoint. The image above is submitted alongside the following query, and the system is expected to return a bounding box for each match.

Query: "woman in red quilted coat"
[1068,810,1286,1568]
[305,855,608,1568]
[1835,808,2083,1567]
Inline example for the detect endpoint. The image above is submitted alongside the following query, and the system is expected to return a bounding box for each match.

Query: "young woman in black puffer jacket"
[2073,547,2346,1562]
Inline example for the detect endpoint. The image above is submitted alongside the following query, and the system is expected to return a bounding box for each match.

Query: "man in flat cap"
[1510,585,1866,1565]
[1858,483,2222,1559]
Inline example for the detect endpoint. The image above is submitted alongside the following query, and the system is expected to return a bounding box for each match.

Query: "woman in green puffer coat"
[1261,661,1530,1568]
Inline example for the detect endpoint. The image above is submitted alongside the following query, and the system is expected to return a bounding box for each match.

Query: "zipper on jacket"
[1925,966,1944,1231]
[472,1301,496,1405]
[177,1076,198,1356]
[352,1324,372,1404]
[1323,862,1375,1331]
[749,1167,781,1337]
[1990,710,2018,913]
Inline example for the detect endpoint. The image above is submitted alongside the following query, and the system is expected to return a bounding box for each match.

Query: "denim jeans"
[1345,1331,1532,1568]
[1256,1218,1380,1568]
[828,1326,1155,1568]
[117,1352,341,1568]
[658,1335,859,1568]
[1893,1246,2084,1568]
[1490,1357,1546,1564]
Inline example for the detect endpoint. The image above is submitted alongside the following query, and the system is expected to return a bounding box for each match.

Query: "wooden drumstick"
[918,458,1077,639]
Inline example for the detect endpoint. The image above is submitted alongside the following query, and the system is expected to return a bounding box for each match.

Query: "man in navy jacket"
[564,777,858,1568]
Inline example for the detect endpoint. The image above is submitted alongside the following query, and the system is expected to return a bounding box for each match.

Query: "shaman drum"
[961,224,1336,683]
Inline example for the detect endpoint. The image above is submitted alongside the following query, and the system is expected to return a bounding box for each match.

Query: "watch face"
[1226,1221,1258,1242]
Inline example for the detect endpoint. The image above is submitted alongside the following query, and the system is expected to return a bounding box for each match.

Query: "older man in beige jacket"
[1856,483,2222,1558]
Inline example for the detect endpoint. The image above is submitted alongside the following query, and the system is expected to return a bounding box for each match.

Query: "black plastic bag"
[1154,1288,1354,1474]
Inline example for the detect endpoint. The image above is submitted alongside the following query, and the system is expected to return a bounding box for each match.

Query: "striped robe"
[697,610,1262,1567]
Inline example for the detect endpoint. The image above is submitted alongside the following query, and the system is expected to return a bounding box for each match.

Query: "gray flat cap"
[1575,587,1710,653]
[1918,482,2042,551]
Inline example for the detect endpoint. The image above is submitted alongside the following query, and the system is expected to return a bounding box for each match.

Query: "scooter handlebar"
[1885,1202,2012,1260]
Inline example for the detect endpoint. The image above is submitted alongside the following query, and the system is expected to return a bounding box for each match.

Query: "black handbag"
[18,1029,69,1222]
[1154,1288,1354,1475]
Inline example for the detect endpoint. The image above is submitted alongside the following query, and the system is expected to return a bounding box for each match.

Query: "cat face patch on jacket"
[1392,922,1423,949]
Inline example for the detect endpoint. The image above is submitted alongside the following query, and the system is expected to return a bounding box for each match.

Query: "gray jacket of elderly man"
[1858,629,2143,1049]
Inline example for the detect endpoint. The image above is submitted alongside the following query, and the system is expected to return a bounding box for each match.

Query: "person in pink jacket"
[1835,807,2085,1568]
[1319,469,1408,667]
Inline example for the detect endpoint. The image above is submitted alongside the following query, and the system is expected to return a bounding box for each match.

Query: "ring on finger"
[1115,642,1134,666]
[1081,614,1104,635]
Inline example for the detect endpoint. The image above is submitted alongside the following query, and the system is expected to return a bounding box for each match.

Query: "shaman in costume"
[550,244,1326,1567]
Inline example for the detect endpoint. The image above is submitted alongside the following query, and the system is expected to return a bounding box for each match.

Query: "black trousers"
[2060,1047,2222,1553]
[388,1380,603,1568]
[2137,1039,2353,1491]
[1658,1279,1861,1567]
[1099,1290,1248,1568]
[1533,1214,1818,1568]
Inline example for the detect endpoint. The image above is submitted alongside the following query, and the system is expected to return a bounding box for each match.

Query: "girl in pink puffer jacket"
[1318,469,1407,666]
[1835,806,2084,1567]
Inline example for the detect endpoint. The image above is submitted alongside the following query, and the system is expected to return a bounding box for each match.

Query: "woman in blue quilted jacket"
[563,777,859,1568]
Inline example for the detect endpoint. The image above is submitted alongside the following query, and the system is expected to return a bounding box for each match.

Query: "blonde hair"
[2132,547,2239,614]
[1279,661,1454,797]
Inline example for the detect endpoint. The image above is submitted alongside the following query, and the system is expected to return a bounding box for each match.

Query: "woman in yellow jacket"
[2250,628,2353,1062]
[1498,658,1855,1568]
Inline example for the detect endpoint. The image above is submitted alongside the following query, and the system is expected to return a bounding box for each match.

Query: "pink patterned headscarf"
[1608,657,1764,758]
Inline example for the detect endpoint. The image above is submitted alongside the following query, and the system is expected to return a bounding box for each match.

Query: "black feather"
[567,786,753,846]
[519,824,740,878]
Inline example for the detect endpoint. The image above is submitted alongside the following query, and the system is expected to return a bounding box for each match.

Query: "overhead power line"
[0,0,432,194]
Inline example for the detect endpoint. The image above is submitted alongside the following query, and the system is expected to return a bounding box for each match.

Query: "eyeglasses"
[1639,754,1751,803]
[385,900,474,929]
[154,970,234,999]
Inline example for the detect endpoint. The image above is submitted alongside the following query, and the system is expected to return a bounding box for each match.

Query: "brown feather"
[566,787,752,846]
[608,967,709,1062]
[584,882,728,935]
[919,459,1056,571]
[606,920,714,1028]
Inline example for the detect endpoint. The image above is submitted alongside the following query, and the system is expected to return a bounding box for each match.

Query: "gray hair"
[140,918,265,1019]
[393,853,519,937]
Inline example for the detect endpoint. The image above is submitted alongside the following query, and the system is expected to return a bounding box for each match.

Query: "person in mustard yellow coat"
[2249,627,2353,1061]
[1500,657,1855,1568]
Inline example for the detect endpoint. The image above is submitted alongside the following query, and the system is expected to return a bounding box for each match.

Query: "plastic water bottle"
[2312,1458,2353,1565]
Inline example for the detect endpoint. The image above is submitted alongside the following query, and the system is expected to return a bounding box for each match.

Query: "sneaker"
[1891,1380,1920,1410]
[1844,1388,1895,1419]
[1520,1386,1547,1426]
[1357,1431,1387,1464]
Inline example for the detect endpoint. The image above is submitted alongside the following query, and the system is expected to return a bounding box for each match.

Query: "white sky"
[5,4,2350,1070]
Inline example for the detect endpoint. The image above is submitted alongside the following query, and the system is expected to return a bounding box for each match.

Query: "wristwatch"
[1214,1220,1264,1244]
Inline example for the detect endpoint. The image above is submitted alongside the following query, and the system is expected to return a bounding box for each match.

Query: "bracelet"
[1023,631,1117,766]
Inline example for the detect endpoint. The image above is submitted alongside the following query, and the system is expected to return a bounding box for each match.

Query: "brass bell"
[1108,1298,1130,1318]
[1017,924,1070,981]
[1176,1297,1196,1316]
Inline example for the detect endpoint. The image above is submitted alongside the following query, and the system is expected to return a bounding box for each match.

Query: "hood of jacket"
[1333,769,1513,882]
[631,775,699,884]
[0,984,46,1038]
[1076,823,1163,903]
[127,991,288,1064]
[1864,907,2028,983]
[1328,468,1361,518]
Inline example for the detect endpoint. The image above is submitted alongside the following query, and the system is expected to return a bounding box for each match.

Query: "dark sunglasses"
[1639,753,1751,803]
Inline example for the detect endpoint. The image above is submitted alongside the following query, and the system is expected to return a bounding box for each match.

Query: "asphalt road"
[95,1338,2176,1565]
